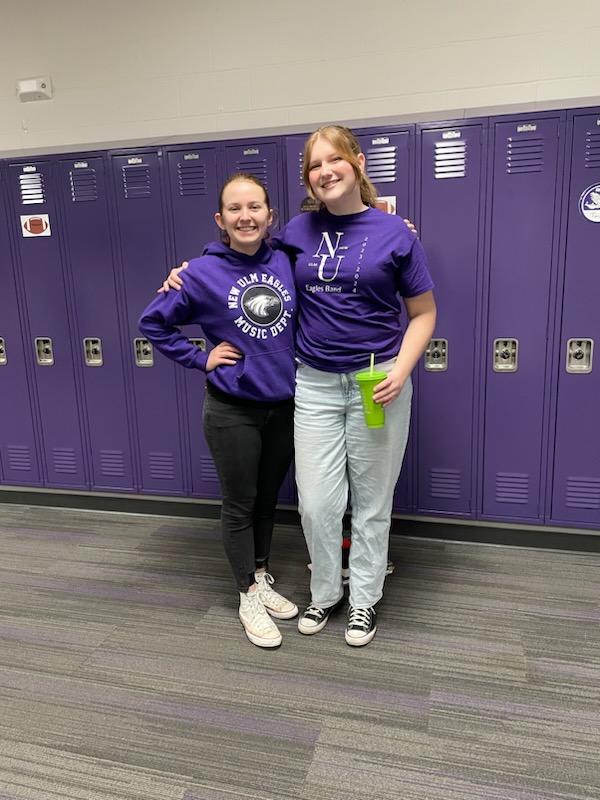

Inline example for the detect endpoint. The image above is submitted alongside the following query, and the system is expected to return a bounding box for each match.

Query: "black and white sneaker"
[298,598,343,635]
[345,605,377,646]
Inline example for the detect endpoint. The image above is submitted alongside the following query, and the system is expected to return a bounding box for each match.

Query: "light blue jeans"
[294,360,412,610]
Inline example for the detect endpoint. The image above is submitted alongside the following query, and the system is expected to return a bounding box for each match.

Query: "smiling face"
[215,178,273,255]
[305,134,366,215]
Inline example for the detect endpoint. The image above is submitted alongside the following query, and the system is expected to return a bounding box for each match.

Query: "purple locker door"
[358,128,414,513]
[56,155,136,491]
[284,134,312,219]
[416,123,485,517]
[166,145,221,498]
[223,139,283,230]
[550,111,600,527]
[0,174,41,486]
[8,161,88,488]
[482,115,563,522]
[111,150,185,495]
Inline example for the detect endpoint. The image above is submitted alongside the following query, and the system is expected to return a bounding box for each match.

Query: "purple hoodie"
[138,241,297,402]
[274,206,434,373]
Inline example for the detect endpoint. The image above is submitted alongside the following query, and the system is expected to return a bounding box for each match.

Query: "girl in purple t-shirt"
[275,125,436,646]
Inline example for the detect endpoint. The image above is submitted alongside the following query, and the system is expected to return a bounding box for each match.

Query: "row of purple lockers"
[0,107,598,530]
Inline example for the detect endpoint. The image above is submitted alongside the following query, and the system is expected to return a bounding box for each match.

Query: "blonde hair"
[302,125,378,208]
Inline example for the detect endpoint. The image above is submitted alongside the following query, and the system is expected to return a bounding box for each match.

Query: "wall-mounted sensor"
[16,76,53,102]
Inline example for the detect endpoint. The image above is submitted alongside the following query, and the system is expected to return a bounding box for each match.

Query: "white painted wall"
[1,0,599,156]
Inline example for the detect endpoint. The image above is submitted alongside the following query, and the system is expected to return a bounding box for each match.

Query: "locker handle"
[566,339,593,374]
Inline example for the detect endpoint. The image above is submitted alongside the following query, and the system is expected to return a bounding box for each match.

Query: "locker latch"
[0,338,6,366]
[35,337,54,366]
[566,338,593,374]
[83,337,103,367]
[134,337,154,367]
[493,339,518,372]
[424,338,448,371]
[189,338,206,351]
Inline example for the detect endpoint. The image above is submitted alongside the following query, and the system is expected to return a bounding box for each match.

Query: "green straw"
[370,353,375,376]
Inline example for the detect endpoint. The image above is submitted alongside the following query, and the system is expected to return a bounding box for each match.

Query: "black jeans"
[203,390,295,592]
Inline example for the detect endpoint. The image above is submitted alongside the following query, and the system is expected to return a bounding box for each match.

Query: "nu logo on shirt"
[313,231,347,282]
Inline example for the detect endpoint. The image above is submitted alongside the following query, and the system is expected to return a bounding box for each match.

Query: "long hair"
[301,125,378,208]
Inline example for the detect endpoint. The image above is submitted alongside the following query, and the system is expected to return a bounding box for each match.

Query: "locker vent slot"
[366,145,397,184]
[7,446,33,472]
[232,159,268,188]
[434,142,466,179]
[121,165,152,199]
[53,447,78,474]
[149,451,176,480]
[506,138,544,174]
[429,468,461,499]
[69,168,98,202]
[566,477,600,509]
[177,162,208,196]
[19,172,46,205]
[200,457,220,484]
[585,132,600,168]
[100,450,126,477]
[296,151,304,188]
[495,472,528,504]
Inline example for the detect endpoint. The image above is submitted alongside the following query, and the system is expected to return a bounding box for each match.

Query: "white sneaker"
[239,590,282,648]
[255,572,298,619]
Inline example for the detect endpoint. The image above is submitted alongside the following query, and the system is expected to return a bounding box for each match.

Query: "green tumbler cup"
[355,370,387,428]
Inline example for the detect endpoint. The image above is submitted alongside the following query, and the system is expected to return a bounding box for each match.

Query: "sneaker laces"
[304,603,326,621]
[257,571,275,588]
[348,607,371,629]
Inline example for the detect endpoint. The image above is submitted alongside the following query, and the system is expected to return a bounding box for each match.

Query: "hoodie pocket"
[235,347,296,402]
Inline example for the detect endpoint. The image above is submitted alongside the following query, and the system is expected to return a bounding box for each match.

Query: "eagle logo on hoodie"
[242,286,283,325]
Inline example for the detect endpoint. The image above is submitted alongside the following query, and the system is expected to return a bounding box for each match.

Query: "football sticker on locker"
[21,214,51,237]
[579,184,600,223]
[375,195,396,215]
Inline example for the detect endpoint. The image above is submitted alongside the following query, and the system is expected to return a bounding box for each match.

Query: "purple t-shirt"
[274,206,434,373]
[139,241,297,402]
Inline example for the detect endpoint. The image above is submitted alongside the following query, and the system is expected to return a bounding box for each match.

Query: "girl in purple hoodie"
[140,174,298,649]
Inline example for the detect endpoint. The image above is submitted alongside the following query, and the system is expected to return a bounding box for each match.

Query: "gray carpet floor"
[0,502,599,800]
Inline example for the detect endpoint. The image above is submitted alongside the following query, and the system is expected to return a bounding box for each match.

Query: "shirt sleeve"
[270,218,300,259]
[138,281,209,371]
[393,236,435,298]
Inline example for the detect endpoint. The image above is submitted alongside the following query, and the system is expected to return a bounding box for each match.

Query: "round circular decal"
[241,285,283,326]
[579,183,600,223]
